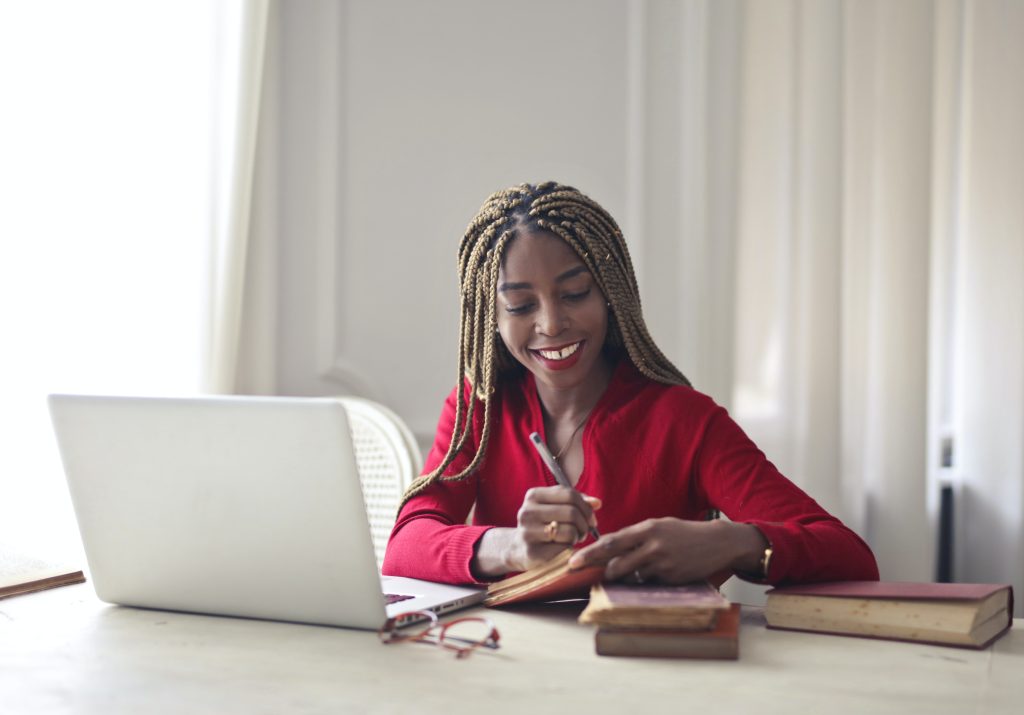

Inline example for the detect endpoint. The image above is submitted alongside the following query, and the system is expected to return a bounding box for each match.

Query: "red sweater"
[382,359,879,586]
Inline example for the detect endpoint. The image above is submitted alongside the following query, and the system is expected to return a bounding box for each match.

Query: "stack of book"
[482,551,739,658]
[578,582,738,659]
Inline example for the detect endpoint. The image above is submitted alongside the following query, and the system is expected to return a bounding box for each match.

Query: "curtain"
[946,0,1024,603]
[715,0,1023,609]
[204,0,272,394]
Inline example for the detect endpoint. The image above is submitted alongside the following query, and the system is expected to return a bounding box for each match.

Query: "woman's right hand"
[471,486,601,578]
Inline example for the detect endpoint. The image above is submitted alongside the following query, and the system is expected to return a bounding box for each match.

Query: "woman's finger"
[524,485,580,504]
[602,539,660,582]
[522,504,591,542]
[567,520,653,569]
[524,486,599,515]
[527,519,578,546]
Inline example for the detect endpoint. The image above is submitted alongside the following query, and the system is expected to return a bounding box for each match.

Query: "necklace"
[553,414,590,463]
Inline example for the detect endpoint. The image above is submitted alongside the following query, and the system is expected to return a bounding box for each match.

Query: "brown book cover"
[765,580,1014,649]
[595,603,741,659]
[579,581,730,630]
[0,549,86,600]
[484,549,604,607]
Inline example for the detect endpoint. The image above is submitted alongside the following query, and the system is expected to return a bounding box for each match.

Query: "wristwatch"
[759,543,774,580]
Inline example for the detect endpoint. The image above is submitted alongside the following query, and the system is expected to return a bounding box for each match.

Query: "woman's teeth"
[537,342,581,360]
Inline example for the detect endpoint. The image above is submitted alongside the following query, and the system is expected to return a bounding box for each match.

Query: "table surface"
[1,583,1022,715]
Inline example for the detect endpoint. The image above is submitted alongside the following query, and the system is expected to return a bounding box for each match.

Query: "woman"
[382,182,878,586]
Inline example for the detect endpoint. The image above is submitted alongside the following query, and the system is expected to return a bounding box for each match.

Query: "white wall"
[271,0,631,435]
[248,0,746,443]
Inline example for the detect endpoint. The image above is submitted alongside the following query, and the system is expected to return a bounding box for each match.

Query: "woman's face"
[495,231,609,392]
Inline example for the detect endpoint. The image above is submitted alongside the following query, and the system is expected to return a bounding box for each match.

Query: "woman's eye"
[564,289,591,302]
[505,303,533,315]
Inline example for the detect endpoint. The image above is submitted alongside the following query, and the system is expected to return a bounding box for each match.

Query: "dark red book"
[594,603,740,659]
[765,581,1014,649]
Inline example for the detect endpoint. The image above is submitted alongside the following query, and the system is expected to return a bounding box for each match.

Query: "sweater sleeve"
[380,384,493,585]
[695,404,879,585]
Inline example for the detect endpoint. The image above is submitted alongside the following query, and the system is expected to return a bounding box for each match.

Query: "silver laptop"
[48,394,485,629]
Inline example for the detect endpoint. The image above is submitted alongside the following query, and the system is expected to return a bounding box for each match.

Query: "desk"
[1,584,1021,714]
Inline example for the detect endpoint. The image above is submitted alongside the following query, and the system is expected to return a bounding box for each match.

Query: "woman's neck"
[534,355,614,424]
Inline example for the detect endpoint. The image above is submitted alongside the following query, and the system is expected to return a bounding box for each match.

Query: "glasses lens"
[440,618,498,651]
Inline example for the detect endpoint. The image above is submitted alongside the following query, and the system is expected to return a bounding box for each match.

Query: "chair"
[338,397,423,570]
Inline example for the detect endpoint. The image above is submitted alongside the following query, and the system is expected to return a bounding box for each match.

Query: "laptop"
[47,393,485,630]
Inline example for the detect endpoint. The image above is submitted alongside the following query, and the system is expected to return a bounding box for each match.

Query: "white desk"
[1,584,1021,714]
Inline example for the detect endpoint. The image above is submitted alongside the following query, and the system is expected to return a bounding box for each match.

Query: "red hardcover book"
[765,581,1014,649]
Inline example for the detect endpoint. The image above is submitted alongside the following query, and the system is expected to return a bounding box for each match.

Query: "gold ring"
[544,520,559,542]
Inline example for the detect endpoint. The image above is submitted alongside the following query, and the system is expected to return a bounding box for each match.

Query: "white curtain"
[945,0,1024,601]
[706,0,1023,608]
[734,0,936,579]
[204,0,272,394]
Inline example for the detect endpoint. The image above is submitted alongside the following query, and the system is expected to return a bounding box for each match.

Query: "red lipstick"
[530,341,585,372]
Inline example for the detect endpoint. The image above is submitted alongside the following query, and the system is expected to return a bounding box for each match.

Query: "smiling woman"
[382,182,879,588]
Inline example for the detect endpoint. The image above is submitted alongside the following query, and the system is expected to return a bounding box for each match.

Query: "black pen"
[528,431,601,540]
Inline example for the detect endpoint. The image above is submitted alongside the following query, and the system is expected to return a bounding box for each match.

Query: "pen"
[528,431,601,541]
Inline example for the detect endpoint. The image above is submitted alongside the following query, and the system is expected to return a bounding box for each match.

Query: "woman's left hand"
[567,517,767,584]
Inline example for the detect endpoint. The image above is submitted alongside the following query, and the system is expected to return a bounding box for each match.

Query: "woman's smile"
[530,340,586,371]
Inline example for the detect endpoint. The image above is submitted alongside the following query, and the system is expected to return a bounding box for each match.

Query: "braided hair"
[400,182,689,506]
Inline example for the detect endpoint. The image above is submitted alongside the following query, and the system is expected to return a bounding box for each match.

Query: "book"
[764,580,1014,649]
[0,549,86,600]
[579,581,731,630]
[484,549,604,607]
[594,603,741,659]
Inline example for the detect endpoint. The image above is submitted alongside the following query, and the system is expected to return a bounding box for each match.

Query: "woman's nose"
[535,300,567,336]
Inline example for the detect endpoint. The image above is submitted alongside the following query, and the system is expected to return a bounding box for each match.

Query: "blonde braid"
[399,182,689,508]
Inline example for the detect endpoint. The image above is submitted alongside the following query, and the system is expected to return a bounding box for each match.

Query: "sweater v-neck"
[523,359,632,491]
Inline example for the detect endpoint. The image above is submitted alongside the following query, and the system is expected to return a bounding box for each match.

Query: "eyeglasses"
[378,610,501,659]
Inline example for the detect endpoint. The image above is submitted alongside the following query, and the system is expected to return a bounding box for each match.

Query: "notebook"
[48,393,485,630]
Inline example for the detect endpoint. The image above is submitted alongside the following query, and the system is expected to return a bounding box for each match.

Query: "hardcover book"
[764,580,1014,649]
[594,603,741,659]
[484,549,604,607]
[579,581,731,630]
